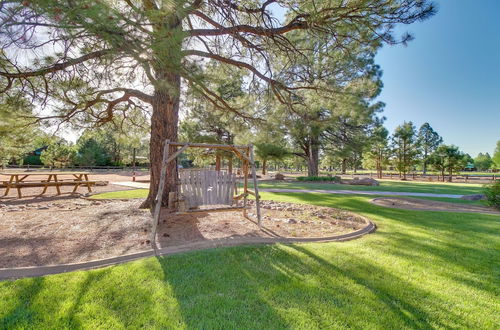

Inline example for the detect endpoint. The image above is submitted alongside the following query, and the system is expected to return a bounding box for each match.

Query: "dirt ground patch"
[155,200,368,247]
[0,193,368,268]
[371,197,500,215]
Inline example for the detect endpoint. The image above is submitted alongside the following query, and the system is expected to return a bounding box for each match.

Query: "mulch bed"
[0,191,368,268]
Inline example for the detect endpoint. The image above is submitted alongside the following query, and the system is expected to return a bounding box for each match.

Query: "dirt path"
[371,197,500,215]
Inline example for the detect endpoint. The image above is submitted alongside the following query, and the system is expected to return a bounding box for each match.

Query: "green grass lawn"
[89,188,486,206]
[89,189,149,199]
[254,179,485,195]
[1,192,499,328]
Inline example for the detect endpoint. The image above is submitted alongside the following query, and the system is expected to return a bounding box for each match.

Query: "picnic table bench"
[0,171,96,198]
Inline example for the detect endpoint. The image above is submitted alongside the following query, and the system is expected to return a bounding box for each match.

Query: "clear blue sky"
[376,0,500,157]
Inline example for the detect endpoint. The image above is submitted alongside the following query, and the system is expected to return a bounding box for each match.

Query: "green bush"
[484,180,500,210]
[297,176,341,182]
[23,154,43,165]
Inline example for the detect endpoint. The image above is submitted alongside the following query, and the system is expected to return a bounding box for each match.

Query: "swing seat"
[178,169,237,209]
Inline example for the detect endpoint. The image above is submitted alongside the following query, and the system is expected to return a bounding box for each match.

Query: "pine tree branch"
[0,49,114,79]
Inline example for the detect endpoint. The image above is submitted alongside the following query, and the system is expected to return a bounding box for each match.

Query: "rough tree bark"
[307,141,319,177]
[422,148,429,175]
[215,154,221,171]
[341,159,347,174]
[141,73,180,209]
[227,156,233,173]
[376,154,382,179]
[262,159,267,175]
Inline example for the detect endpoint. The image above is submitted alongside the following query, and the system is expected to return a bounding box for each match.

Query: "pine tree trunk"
[307,142,319,177]
[262,159,267,175]
[141,74,180,209]
[341,159,347,175]
[376,155,382,179]
[228,157,233,173]
[215,154,221,171]
[422,148,428,174]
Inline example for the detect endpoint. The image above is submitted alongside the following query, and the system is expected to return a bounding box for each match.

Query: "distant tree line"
[2,124,149,169]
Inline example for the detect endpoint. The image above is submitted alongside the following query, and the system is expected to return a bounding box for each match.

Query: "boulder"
[274,173,285,180]
[348,178,380,186]
[460,194,486,201]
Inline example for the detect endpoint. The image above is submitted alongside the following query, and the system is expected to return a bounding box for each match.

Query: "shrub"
[297,176,341,182]
[484,180,500,210]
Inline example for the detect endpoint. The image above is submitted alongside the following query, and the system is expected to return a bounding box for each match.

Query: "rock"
[274,173,285,180]
[38,206,50,210]
[460,194,486,201]
[0,204,6,208]
[348,178,380,186]
[95,181,108,186]
[287,218,297,224]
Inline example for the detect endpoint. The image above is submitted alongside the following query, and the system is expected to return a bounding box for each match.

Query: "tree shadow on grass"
[0,277,44,328]
[147,192,497,328]
[0,263,185,328]
[261,193,500,301]
[155,242,474,329]
[0,192,496,328]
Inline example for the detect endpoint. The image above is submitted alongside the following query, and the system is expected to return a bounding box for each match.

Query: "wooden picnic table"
[0,171,96,198]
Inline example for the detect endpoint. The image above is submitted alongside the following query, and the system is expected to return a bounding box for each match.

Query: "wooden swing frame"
[152,140,262,244]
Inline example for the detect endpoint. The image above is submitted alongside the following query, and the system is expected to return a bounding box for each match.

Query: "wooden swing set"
[151,140,262,243]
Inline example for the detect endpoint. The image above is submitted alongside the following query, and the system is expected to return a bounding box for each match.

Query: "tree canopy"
[492,141,500,170]
[417,122,442,174]
[429,145,466,182]
[391,121,418,180]
[0,0,436,206]
[474,152,493,171]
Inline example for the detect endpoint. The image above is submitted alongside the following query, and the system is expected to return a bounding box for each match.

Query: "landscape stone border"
[0,217,376,280]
